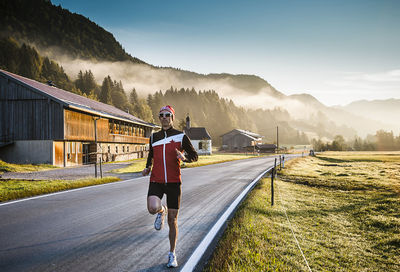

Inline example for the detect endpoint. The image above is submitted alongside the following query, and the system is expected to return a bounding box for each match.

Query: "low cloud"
[55,57,319,120]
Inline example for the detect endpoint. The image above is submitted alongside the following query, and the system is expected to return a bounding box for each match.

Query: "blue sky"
[52,0,400,106]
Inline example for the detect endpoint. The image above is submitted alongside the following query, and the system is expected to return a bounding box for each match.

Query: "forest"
[1,37,399,149]
[0,0,144,63]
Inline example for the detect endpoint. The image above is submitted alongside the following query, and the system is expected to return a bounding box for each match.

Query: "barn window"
[127,146,129,153]
[123,146,125,153]
[199,142,203,150]
[108,145,111,153]
[116,146,118,153]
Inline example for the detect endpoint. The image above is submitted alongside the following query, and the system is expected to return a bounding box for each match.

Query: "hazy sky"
[51,0,400,106]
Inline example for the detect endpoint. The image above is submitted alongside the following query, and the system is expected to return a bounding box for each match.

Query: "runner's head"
[159,105,175,129]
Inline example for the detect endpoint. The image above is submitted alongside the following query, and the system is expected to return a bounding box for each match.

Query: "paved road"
[0,156,290,271]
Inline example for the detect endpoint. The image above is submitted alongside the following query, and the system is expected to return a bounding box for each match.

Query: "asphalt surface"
[0,156,291,271]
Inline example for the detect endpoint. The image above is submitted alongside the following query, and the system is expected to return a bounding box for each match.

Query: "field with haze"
[206,152,400,271]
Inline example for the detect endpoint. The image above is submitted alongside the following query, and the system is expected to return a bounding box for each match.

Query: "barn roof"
[184,127,211,140]
[0,69,155,127]
[221,129,263,140]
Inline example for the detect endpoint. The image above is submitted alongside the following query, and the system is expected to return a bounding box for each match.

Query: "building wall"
[192,139,212,155]
[0,75,64,141]
[223,134,252,150]
[64,109,149,144]
[52,141,149,167]
[0,140,53,164]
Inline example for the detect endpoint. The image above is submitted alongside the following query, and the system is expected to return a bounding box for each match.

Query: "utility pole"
[276,126,279,153]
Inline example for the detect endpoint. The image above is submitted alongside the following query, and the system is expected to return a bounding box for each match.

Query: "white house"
[183,116,212,155]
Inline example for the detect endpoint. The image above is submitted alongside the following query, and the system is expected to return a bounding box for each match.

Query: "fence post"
[99,147,103,178]
[282,155,285,168]
[271,168,274,206]
[272,157,277,206]
[279,155,282,171]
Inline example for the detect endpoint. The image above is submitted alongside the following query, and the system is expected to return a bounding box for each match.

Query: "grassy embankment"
[205,151,400,271]
[0,177,120,202]
[0,159,121,202]
[0,160,57,173]
[0,153,262,202]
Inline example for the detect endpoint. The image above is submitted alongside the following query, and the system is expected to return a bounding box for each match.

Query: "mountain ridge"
[1,0,398,140]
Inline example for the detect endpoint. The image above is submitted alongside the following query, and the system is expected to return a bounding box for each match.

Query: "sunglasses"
[159,112,172,118]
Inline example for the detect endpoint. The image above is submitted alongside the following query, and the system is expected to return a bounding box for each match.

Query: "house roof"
[221,129,263,140]
[0,69,156,128]
[184,127,211,140]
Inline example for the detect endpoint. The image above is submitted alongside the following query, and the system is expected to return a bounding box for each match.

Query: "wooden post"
[279,155,282,171]
[282,154,285,168]
[271,157,277,206]
[99,146,103,178]
[94,117,100,178]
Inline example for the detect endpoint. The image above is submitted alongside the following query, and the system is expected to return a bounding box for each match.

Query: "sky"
[51,0,400,106]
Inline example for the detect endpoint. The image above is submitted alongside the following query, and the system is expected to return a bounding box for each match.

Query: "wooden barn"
[0,69,156,167]
[221,129,263,151]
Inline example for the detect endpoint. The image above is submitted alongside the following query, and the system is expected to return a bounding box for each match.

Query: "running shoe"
[154,205,167,230]
[167,252,178,268]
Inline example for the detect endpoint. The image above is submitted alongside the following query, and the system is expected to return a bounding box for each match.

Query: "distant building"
[256,144,277,153]
[183,115,212,155]
[221,129,263,151]
[0,69,157,167]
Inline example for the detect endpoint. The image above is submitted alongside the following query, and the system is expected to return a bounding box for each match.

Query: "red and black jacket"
[146,127,198,183]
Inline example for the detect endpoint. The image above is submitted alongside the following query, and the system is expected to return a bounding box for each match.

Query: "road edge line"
[180,166,273,272]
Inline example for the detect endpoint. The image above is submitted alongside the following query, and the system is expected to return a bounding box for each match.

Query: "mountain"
[0,0,145,64]
[337,99,400,133]
[1,0,397,142]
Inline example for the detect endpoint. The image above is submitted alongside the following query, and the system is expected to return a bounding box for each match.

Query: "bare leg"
[167,209,179,253]
[147,195,163,214]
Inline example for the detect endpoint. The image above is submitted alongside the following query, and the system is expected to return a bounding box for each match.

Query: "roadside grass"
[111,153,263,174]
[205,152,400,271]
[0,177,120,202]
[0,159,57,173]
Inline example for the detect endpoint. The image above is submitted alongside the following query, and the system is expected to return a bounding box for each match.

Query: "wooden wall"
[64,109,149,144]
[0,76,64,141]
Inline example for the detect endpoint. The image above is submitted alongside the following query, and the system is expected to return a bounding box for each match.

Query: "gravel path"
[0,162,143,181]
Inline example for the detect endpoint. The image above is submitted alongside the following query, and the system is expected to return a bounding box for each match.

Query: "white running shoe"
[154,205,167,230]
[167,252,178,268]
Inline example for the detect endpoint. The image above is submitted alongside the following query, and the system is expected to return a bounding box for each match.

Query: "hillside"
[338,99,400,132]
[1,0,397,143]
[0,0,145,63]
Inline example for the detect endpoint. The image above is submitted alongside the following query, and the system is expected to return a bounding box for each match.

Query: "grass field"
[205,151,400,271]
[0,159,57,173]
[0,177,121,202]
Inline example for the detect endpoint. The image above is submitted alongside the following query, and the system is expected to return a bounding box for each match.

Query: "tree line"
[7,37,396,149]
[312,130,400,151]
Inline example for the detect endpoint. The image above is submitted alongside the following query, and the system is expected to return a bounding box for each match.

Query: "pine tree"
[99,76,112,104]
[129,88,139,105]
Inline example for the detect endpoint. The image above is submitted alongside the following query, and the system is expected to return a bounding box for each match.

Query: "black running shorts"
[147,182,182,209]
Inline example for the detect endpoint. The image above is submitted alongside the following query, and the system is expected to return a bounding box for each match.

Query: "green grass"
[205,152,400,271]
[0,177,120,202]
[111,153,264,174]
[0,159,58,173]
